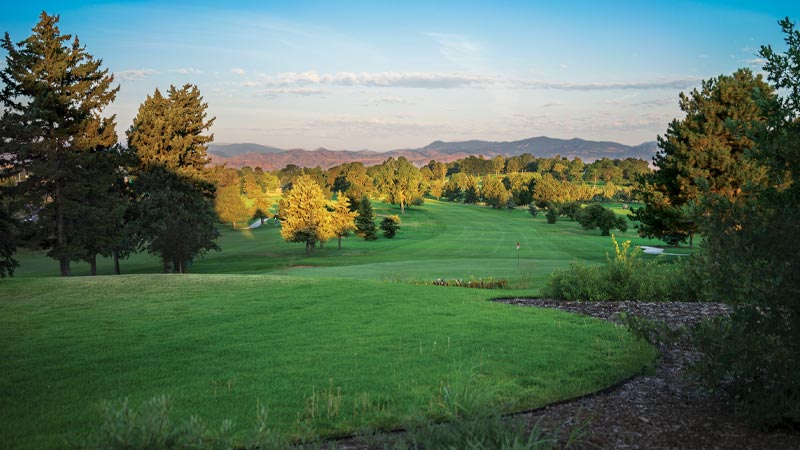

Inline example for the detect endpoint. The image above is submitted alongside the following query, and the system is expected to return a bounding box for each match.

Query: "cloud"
[237,70,702,93]
[116,69,158,81]
[516,78,701,91]
[741,58,767,67]
[246,71,495,89]
[230,67,246,76]
[363,96,413,106]
[169,68,202,74]
[542,101,566,107]
[259,88,329,97]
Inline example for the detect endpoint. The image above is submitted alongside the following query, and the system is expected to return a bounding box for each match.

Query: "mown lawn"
[11,200,675,293]
[0,274,654,450]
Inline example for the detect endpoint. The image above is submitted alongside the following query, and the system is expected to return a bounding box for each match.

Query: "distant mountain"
[208,136,658,170]
[208,143,284,158]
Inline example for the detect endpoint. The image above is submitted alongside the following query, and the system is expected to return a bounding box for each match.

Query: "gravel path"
[495,299,800,449]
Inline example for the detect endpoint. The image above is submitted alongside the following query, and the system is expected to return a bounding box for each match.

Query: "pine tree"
[278,175,331,254]
[355,196,378,241]
[127,84,219,272]
[329,193,357,249]
[0,12,120,276]
[633,68,774,247]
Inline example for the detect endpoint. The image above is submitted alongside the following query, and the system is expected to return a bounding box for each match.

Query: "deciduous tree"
[278,175,331,254]
[329,193,357,249]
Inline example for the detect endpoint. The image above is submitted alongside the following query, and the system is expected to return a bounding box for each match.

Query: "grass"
[11,199,676,292]
[0,274,654,450]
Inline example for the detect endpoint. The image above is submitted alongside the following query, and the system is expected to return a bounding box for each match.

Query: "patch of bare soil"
[495,299,800,449]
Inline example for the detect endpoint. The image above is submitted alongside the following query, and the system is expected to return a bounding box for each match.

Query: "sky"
[3,1,799,151]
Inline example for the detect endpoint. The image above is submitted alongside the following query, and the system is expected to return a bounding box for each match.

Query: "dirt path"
[496,299,799,449]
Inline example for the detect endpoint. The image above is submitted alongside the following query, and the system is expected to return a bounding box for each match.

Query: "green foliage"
[543,235,690,302]
[481,177,510,209]
[689,306,800,428]
[544,207,558,224]
[214,185,251,228]
[81,396,289,450]
[527,203,539,217]
[0,202,19,278]
[355,196,378,240]
[127,85,219,272]
[0,12,121,276]
[575,204,627,235]
[681,18,800,428]
[558,201,581,221]
[372,157,424,214]
[633,68,775,246]
[130,168,220,273]
[379,215,401,238]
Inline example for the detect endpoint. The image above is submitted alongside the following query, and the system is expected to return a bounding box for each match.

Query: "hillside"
[208,137,658,169]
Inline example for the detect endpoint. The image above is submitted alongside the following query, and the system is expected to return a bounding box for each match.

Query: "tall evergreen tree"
[355,196,378,241]
[0,12,120,276]
[127,84,219,273]
[633,68,774,246]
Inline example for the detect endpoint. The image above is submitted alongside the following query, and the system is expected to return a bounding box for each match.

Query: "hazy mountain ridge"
[208,137,658,170]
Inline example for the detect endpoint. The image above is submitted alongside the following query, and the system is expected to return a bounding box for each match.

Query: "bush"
[545,207,558,224]
[527,203,539,217]
[380,215,400,238]
[690,306,800,428]
[542,235,692,302]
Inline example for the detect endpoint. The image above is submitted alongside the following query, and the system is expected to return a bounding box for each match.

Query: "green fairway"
[0,274,654,450]
[11,200,675,293]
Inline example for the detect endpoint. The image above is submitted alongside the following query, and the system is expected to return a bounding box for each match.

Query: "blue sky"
[3,1,799,150]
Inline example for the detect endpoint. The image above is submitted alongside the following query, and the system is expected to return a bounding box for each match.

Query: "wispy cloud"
[169,67,203,74]
[238,70,701,92]
[516,78,701,91]
[246,71,494,89]
[364,96,414,106]
[425,32,484,68]
[230,67,246,76]
[116,69,158,81]
[741,58,767,68]
[259,88,329,97]
[542,101,566,107]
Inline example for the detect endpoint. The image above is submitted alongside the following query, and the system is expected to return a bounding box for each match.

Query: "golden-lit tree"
[278,175,331,254]
[329,193,357,249]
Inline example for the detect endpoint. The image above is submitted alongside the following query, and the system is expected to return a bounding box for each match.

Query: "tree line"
[1,13,218,276]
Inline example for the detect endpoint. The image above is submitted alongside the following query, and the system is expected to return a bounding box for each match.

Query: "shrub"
[527,203,539,217]
[558,201,582,220]
[380,215,401,238]
[545,207,558,224]
[543,235,692,302]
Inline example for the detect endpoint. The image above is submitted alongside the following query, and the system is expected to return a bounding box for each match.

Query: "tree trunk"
[89,254,97,276]
[400,201,405,215]
[113,249,121,275]
[338,236,342,249]
[689,232,694,248]
[305,241,310,255]
[55,180,71,276]
[232,221,237,229]
[163,258,172,273]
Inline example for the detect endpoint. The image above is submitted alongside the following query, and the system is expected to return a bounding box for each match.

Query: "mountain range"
[208,136,658,170]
